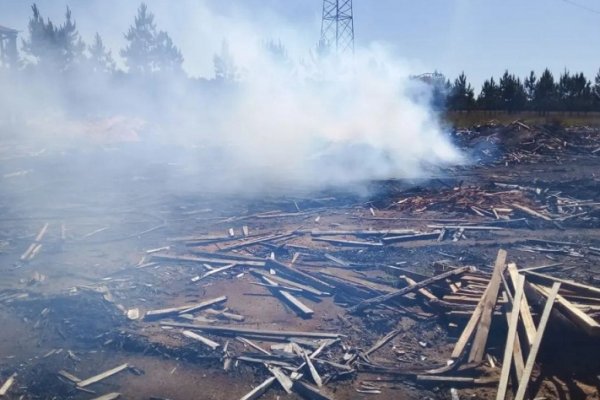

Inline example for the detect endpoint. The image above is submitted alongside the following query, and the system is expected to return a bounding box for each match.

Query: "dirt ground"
[1,124,600,399]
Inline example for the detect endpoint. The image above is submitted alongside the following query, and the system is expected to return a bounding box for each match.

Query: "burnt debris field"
[1,121,600,400]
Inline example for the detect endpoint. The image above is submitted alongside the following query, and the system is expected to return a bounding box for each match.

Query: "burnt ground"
[1,122,600,399]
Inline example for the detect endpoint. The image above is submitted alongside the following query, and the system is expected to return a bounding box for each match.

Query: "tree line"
[5,3,600,114]
[445,69,600,113]
[5,3,237,81]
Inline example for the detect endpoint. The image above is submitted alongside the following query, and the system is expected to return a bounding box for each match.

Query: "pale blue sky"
[2,0,599,89]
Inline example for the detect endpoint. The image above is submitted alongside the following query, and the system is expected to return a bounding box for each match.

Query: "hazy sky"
[2,0,599,89]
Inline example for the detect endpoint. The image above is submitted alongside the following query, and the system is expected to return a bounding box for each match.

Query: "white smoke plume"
[0,1,464,196]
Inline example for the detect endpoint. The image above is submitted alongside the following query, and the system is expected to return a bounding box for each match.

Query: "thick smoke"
[0,2,464,197]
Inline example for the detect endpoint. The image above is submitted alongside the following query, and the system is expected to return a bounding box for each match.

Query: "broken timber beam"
[349,266,471,313]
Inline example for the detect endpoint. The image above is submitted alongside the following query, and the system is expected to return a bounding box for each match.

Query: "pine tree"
[88,33,115,73]
[524,70,537,107]
[533,69,557,113]
[477,77,502,111]
[499,71,526,112]
[121,3,156,74]
[447,72,475,110]
[213,40,237,82]
[57,7,85,69]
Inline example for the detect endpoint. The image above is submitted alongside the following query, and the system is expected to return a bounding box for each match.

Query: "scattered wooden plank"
[496,274,525,400]
[91,393,121,400]
[266,259,333,292]
[77,363,129,388]
[468,249,507,363]
[512,203,553,221]
[239,376,276,400]
[250,270,327,297]
[292,381,333,400]
[365,329,402,356]
[427,225,504,231]
[311,229,416,237]
[403,276,438,301]
[532,284,600,335]
[381,232,440,244]
[182,330,220,350]
[524,271,600,297]
[236,337,271,355]
[267,365,293,394]
[507,264,536,347]
[514,283,561,400]
[144,296,227,319]
[303,350,323,387]
[312,237,383,247]
[349,266,471,313]
[196,264,238,281]
[160,322,342,339]
[219,232,297,252]
[0,373,16,396]
[152,253,265,267]
[260,275,314,318]
[58,370,81,383]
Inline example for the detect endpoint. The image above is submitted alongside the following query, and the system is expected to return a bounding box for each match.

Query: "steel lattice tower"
[320,0,354,55]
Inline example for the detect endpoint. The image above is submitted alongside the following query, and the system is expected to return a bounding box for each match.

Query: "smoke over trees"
[4,1,600,119]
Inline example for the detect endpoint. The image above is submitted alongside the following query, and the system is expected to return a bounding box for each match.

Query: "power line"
[561,0,600,15]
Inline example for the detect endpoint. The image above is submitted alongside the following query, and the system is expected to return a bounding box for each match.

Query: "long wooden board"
[496,274,525,400]
[514,283,561,400]
[468,249,507,363]
[349,266,471,313]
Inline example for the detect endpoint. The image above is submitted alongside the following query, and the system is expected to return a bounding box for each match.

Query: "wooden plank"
[468,249,507,363]
[77,363,129,388]
[144,296,227,319]
[58,370,81,383]
[365,329,402,356]
[303,350,323,387]
[91,393,121,400]
[496,274,525,400]
[260,275,314,318]
[219,232,296,252]
[278,290,314,318]
[160,322,342,339]
[311,229,416,236]
[152,253,265,267]
[239,376,276,400]
[524,271,600,297]
[266,366,293,394]
[250,270,327,297]
[512,203,553,221]
[182,330,220,350]
[403,276,438,301]
[514,283,561,400]
[532,284,600,335]
[381,232,440,244]
[266,259,333,291]
[312,237,383,247]
[349,266,471,313]
[0,373,16,396]
[507,263,536,347]
[179,296,228,314]
[451,286,488,359]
